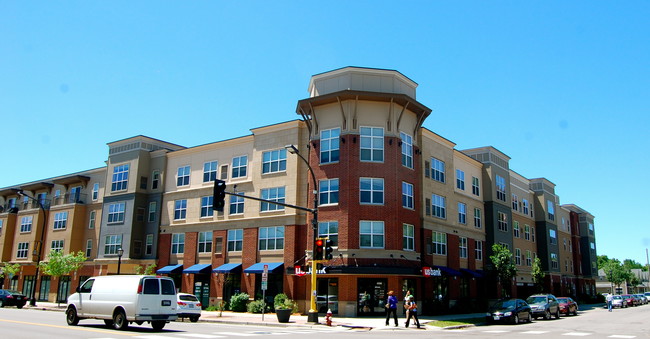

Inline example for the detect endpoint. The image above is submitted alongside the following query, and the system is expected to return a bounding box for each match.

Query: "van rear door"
[138,277,177,319]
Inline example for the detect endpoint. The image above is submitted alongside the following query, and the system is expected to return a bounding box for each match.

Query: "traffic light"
[213,179,226,212]
[314,238,324,260]
[325,239,333,260]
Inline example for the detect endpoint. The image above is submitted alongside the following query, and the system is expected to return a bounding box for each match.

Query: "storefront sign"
[294,265,327,276]
[422,266,442,277]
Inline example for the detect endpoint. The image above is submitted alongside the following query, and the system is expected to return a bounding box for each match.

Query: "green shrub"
[247,299,269,313]
[229,293,249,312]
[205,305,219,311]
[274,293,289,309]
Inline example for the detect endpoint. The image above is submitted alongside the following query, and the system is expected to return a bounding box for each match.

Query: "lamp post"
[285,144,319,323]
[117,247,124,275]
[16,190,47,307]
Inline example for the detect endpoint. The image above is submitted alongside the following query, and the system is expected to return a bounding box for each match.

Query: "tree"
[0,262,21,288]
[39,251,86,306]
[602,259,628,292]
[490,244,517,297]
[622,259,644,271]
[597,255,610,270]
[531,257,546,293]
[134,264,157,275]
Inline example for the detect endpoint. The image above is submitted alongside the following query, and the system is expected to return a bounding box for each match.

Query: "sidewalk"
[24,301,485,330]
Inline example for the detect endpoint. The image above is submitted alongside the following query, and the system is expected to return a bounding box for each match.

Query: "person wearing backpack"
[405,296,420,328]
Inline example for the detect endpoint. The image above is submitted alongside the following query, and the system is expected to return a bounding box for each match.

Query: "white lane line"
[522,331,549,334]
[177,334,226,338]
[562,333,591,336]
[608,336,636,338]
[212,332,258,337]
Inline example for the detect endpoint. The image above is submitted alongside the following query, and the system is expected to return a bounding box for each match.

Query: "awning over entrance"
[244,262,283,274]
[434,265,462,277]
[183,264,212,274]
[460,268,484,278]
[213,263,242,274]
[156,264,183,274]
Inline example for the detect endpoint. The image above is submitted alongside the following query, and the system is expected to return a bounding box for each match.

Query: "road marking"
[563,333,591,336]
[522,331,549,334]
[608,336,636,338]
[177,334,226,338]
[0,318,137,336]
[483,330,510,333]
[213,332,258,336]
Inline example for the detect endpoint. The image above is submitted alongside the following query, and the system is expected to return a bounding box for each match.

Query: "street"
[0,304,648,339]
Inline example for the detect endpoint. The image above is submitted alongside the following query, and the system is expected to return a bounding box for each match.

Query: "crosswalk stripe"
[177,334,226,338]
[562,333,591,336]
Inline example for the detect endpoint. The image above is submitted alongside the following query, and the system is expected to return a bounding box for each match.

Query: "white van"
[66,275,178,331]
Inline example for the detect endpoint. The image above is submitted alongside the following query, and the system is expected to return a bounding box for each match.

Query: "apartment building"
[0,66,596,315]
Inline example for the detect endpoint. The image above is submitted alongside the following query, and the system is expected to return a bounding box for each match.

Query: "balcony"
[52,193,88,206]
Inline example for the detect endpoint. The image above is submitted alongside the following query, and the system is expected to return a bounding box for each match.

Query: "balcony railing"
[52,193,88,206]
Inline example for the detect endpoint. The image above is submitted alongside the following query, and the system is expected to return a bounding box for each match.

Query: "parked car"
[0,289,27,308]
[66,275,178,331]
[176,293,201,322]
[644,292,650,302]
[486,298,532,324]
[632,294,646,305]
[611,295,627,308]
[621,294,636,307]
[317,295,338,313]
[526,294,560,320]
[556,297,578,316]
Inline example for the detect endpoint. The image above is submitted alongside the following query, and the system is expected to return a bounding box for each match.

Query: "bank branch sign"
[422,266,442,277]
[294,265,327,276]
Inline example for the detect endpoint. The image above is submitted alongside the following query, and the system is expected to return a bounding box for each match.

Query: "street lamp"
[16,190,47,306]
[285,144,319,323]
[117,247,124,275]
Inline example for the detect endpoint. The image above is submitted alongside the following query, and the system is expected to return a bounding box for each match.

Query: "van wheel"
[190,316,199,323]
[113,310,128,330]
[104,319,113,327]
[66,307,79,326]
[151,320,166,331]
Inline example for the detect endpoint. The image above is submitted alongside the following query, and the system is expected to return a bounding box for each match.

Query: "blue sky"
[1,1,649,265]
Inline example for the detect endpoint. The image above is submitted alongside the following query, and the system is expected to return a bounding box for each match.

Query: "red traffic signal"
[314,238,324,260]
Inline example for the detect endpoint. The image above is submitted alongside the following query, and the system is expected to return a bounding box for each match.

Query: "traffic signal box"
[213,179,226,212]
[314,238,324,260]
[325,239,333,260]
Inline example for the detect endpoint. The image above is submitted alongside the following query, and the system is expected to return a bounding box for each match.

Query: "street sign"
[261,281,268,290]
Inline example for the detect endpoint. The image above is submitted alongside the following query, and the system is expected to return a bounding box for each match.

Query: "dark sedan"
[0,289,27,308]
[557,297,578,316]
[486,298,532,324]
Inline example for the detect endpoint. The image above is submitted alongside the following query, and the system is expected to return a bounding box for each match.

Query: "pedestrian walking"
[403,290,412,315]
[385,290,398,326]
[606,293,613,312]
[405,296,420,328]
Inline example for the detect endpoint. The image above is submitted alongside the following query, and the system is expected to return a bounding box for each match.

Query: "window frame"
[107,202,125,224]
[174,199,187,220]
[258,226,285,251]
[431,158,446,183]
[458,202,466,224]
[432,231,447,255]
[200,196,214,218]
[232,155,248,178]
[403,223,415,251]
[319,178,339,206]
[459,237,468,259]
[262,149,287,174]
[320,128,340,164]
[229,193,245,215]
[456,169,465,190]
[431,194,446,219]
[203,161,218,183]
[402,181,414,209]
[111,164,129,192]
[359,220,384,249]
[360,177,384,205]
[20,216,33,233]
[227,229,243,252]
[359,126,384,162]
[104,235,122,255]
[318,221,339,247]
[400,132,413,169]
[177,165,191,187]
[53,211,68,230]
[260,187,285,212]
[198,231,213,253]
[171,233,185,254]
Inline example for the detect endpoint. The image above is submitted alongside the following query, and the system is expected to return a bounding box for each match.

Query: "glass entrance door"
[357,278,387,316]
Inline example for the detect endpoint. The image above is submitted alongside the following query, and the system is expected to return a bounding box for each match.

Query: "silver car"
[611,295,626,308]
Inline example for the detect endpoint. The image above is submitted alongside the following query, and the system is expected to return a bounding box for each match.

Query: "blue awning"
[156,264,183,274]
[213,263,242,274]
[460,268,484,278]
[434,265,462,277]
[244,262,284,274]
[183,264,212,274]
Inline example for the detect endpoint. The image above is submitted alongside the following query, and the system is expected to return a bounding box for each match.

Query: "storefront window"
[357,278,387,316]
[317,278,338,314]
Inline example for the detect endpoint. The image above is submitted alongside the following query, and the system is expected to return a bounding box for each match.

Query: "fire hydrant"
[325,309,333,326]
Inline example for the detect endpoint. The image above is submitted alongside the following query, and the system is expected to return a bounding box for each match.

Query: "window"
[203,161,218,183]
[260,187,285,212]
[85,239,92,257]
[431,158,445,182]
[232,155,248,178]
[17,242,29,259]
[360,126,384,162]
[588,222,594,234]
[515,248,522,265]
[108,202,125,223]
[550,229,557,245]
[262,149,287,174]
[524,224,531,240]
[497,212,508,232]
[171,233,185,254]
[474,208,482,228]
[590,242,595,250]
[513,221,520,238]
[174,199,187,220]
[53,211,68,230]
[400,132,413,168]
[458,203,466,224]
[89,210,96,229]
[522,199,530,215]
[403,224,414,251]
[318,221,339,246]
[220,165,229,180]
[360,178,384,205]
[145,234,153,255]
[563,238,567,250]
[201,196,214,217]
[92,183,99,201]
[7,197,16,208]
[472,177,480,196]
[319,179,339,205]
[227,229,243,252]
[432,232,447,255]
[140,176,148,189]
[402,182,414,209]
[259,226,284,250]
[526,250,532,266]
[51,240,64,252]
[551,253,559,269]
[177,166,191,187]
[456,169,465,190]
[148,202,157,222]
[229,193,245,215]
[111,164,129,191]
[0,220,3,233]
[459,237,468,259]
[104,235,122,255]
[547,200,555,221]
[512,194,519,211]
[20,216,33,233]
[320,128,340,164]
[431,194,446,219]
[198,231,212,253]
[475,240,483,261]
[531,226,536,242]
[496,175,506,201]
[359,221,384,248]
[152,170,160,190]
